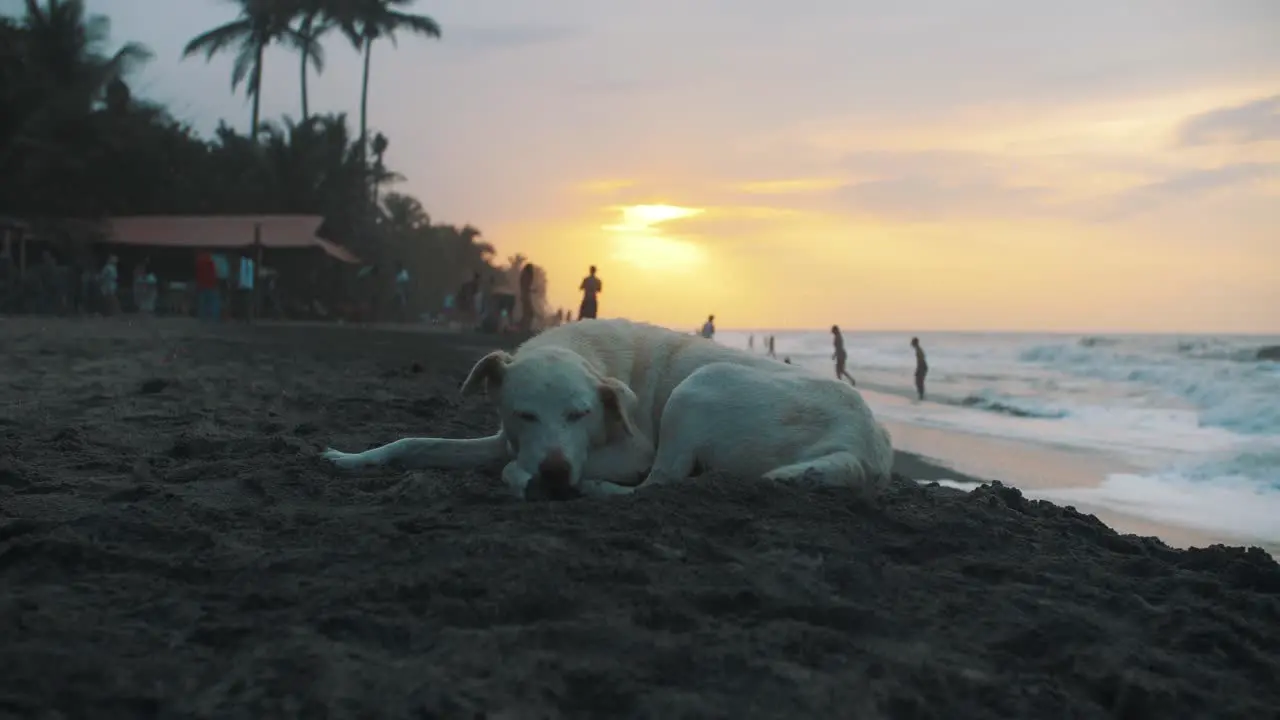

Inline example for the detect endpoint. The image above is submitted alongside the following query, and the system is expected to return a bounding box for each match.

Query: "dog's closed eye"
[516,411,539,423]
[566,409,591,422]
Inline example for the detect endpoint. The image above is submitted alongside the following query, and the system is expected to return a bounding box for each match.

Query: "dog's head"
[460,345,640,490]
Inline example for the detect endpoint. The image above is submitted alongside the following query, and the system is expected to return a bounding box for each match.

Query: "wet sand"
[1,317,1277,718]
[881,419,1280,553]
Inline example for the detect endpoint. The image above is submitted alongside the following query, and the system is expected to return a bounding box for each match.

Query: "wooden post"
[250,223,263,323]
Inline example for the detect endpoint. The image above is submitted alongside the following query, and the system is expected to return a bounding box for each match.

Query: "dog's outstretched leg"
[576,479,637,497]
[762,451,880,489]
[323,433,508,471]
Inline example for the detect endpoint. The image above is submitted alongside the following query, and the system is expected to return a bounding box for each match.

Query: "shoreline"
[888,426,1278,556]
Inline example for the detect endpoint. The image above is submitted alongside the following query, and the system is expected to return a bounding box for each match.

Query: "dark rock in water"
[1257,345,1280,362]
[1078,336,1117,348]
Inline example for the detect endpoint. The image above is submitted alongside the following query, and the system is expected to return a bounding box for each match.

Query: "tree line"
[0,0,546,318]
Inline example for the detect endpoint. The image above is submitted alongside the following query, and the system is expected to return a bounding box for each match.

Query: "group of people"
[443,263,543,334]
[828,326,929,401]
[744,326,929,401]
[193,250,279,322]
[568,264,931,402]
[832,327,930,401]
[747,333,778,357]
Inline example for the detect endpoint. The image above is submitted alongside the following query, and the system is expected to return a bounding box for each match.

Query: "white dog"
[322,319,893,498]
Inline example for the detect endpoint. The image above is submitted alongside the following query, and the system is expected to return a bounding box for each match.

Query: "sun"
[602,204,706,273]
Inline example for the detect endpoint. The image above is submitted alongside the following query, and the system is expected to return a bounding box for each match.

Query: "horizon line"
[706,327,1280,338]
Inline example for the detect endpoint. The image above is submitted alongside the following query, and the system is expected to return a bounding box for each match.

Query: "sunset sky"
[71,0,1280,332]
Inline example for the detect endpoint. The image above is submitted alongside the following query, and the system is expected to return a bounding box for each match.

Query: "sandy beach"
[2,317,1277,718]
[880,416,1280,554]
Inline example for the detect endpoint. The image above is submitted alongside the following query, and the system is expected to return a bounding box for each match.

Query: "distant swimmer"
[830,325,856,386]
[579,265,602,320]
[911,336,928,401]
[700,314,716,339]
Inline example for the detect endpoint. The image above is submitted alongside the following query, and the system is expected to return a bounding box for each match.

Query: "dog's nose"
[526,450,578,501]
[537,449,573,487]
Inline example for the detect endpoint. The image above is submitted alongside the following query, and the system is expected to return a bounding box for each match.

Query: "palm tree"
[182,0,316,140]
[20,0,152,112]
[2,1,152,216]
[292,0,333,121]
[335,0,440,159]
[381,191,429,233]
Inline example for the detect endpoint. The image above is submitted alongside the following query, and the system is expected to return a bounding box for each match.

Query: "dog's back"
[518,319,789,436]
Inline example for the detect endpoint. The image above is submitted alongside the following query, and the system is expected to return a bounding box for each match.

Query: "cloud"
[829,150,1057,222]
[1091,163,1280,220]
[658,205,811,247]
[1177,95,1280,147]
[731,178,846,195]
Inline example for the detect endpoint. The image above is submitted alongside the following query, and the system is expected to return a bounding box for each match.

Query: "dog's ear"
[460,350,513,396]
[597,376,641,440]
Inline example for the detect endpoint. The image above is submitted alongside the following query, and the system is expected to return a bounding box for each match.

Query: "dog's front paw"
[321,448,363,470]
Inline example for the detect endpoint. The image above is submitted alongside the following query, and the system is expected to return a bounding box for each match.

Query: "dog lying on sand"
[323,318,894,499]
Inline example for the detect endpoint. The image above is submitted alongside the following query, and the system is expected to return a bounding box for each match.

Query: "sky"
[35,0,1280,331]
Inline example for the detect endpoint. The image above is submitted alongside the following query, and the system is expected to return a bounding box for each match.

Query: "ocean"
[716,329,1280,545]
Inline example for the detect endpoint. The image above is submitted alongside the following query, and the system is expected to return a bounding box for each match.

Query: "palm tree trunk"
[359,38,372,160]
[300,46,310,120]
[251,44,264,140]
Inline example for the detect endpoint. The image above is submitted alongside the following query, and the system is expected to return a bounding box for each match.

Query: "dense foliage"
[0,0,542,315]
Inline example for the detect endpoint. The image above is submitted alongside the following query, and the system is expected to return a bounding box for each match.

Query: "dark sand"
[2,318,1278,719]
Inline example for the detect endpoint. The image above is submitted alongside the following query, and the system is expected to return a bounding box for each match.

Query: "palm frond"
[230,44,257,93]
[182,20,251,60]
[103,41,153,78]
[281,27,326,71]
[387,11,441,38]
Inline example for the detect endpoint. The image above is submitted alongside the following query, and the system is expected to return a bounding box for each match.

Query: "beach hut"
[103,215,361,320]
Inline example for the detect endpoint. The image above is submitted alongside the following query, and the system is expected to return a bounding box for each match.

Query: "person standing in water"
[700,314,716,339]
[830,325,856,386]
[911,336,928,401]
[579,265,602,320]
[748,334,755,351]
[767,335,776,358]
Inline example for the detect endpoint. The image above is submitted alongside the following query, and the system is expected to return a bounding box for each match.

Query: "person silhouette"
[579,265,602,320]
[831,325,856,386]
[911,336,928,401]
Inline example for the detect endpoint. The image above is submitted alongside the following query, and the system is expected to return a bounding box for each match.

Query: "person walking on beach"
[195,251,220,321]
[911,336,928,401]
[394,262,411,322]
[579,265,602,320]
[236,253,255,321]
[700,315,716,339]
[831,325,856,386]
[98,255,120,316]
